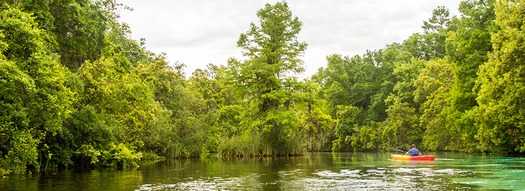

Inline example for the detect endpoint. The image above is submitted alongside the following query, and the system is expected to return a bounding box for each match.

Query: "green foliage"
[403,6,451,61]
[77,144,102,166]
[351,122,385,151]
[136,59,208,159]
[1,0,212,173]
[446,0,496,111]
[2,130,39,173]
[219,135,262,158]
[312,2,525,153]
[47,0,109,69]
[388,57,425,104]
[298,81,336,151]
[422,6,451,59]
[226,2,309,156]
[4,0,525,176]
[474,0,525,153]
[441,0,497,153]
[188,64,241,153]
[101,143,142,169]
[0,6,74,174]
[318,53,384,125]
[414,59,455,150]
[0,61,35,132]
[383,98,422,148]
[318,43,424,151]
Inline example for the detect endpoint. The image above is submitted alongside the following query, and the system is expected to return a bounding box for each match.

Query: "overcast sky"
[118,0,462,78]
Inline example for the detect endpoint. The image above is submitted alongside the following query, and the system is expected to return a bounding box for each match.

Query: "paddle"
[391,147,405,153]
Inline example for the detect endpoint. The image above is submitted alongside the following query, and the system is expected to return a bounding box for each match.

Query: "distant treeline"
[1,0,524,176]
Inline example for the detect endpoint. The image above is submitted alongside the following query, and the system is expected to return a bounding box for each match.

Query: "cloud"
[118,0,461,77]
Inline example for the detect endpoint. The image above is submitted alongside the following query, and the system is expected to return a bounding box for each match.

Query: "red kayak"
[390,154,435,161]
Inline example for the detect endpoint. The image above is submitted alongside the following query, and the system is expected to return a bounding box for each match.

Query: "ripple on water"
[136,176,249,191]
[313,169,360,178]
[366,169,386,175]
[434,169,457,175]
[136,167,479,191]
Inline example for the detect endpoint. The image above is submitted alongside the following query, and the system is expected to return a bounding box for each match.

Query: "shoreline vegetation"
[2,0,525,176]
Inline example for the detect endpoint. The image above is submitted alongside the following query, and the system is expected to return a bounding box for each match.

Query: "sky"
[118,0,462,78]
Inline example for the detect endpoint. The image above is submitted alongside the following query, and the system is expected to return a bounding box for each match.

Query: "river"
[1,152,524,190]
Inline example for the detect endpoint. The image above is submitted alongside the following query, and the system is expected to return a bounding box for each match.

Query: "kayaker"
[405,144,422,156]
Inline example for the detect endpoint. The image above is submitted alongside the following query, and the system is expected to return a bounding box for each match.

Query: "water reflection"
[1,152,525,191]
[136,153,469,190]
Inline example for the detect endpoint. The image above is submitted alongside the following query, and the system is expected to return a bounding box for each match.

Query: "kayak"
[391,154,435,160]
[390,154,435,161]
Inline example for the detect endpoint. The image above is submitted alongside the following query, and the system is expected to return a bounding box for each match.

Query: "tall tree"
[444,0,496,152]
[474,0,525,153]
[230,2,307,156]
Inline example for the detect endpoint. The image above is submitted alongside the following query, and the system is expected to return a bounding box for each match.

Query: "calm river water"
[1,152,524,190]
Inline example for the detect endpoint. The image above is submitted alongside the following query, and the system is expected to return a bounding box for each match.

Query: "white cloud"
[118,0,461,77]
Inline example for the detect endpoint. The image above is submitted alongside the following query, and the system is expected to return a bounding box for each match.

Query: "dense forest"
[1,0,524,175]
